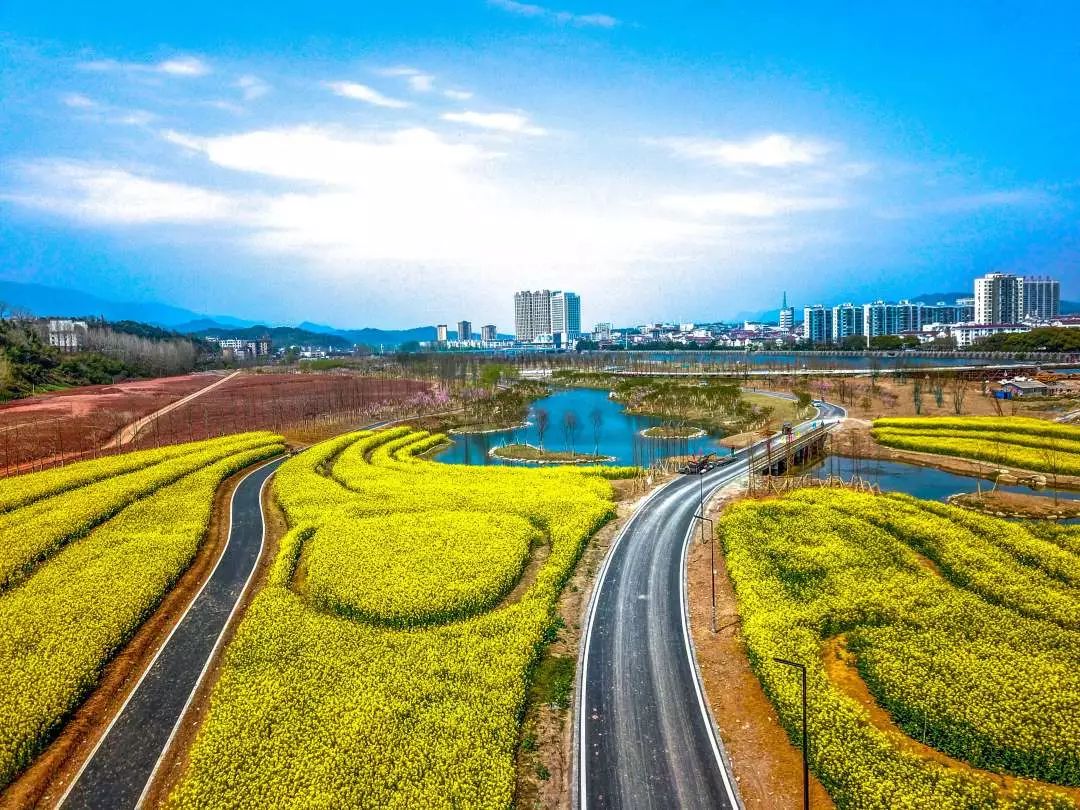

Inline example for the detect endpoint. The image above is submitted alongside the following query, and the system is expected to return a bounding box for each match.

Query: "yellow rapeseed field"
[721,488,1080,808]
[0,433,285,790]
[873,416,1080,476]
[170,427,623,809]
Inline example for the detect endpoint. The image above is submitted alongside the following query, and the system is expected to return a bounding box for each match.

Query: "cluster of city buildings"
[801,273,1063,348]
[421,273,1070,354]
[431,320,500,349]
[425,290,583,350]
[556,272,1069,351]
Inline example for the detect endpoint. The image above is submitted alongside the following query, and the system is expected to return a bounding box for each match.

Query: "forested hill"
[192,325,354,349]
[0,319,203,401]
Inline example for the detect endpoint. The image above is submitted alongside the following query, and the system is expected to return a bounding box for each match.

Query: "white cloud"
[116,110,159,126]
[6,160,241,224]
[378,66,435,93]
[204,99,246,115]
[654,134,829,168]
[325,81,409,108]
[442,110,546,136]
[235,75,271,100]
[489,0,618,27]
[659,191,846,218]
[61,93,97,109]
[8,126,701,275]
[158,57,210,76]
[77,55,211,77]
[160,126,490,187]
[877,189,1053,220]
[444,89,474,101]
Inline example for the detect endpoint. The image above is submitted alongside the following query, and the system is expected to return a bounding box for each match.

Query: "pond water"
[434,387,730,467]
[806,454,1080,505]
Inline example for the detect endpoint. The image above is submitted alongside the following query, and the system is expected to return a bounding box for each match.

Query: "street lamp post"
[773,657,809,810]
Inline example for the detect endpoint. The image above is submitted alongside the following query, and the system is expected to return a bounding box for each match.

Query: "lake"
[434,387,729,466]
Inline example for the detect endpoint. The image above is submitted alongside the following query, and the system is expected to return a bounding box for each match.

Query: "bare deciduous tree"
[535,408,550,452]
[589,406,603,457]
[950,375,968,415]
[563,409,580,453]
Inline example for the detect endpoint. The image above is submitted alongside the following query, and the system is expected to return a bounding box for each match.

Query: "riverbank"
[948,490,1080,520]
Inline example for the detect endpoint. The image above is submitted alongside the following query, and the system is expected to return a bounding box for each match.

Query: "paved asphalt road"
[60,456,284,810]
[577,403,843,810]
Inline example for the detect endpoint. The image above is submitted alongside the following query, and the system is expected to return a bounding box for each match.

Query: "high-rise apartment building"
[803,305,832,345]
[831,303,864,343]
[778,291,795,332]
[550,291,582,341]
[481,324,497,342]
[862,301,898,337]
[1023,276,1060,321]
[974,273,1024,324]
[895,300,924,333]
[456,320,472,341]
[514,290,553,341]
[436,324,448,342]
[923,301,974,325]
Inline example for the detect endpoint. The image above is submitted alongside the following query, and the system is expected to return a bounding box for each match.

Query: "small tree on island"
[535,408,550,452]
[563,410,580,454]
[590,407,604,456]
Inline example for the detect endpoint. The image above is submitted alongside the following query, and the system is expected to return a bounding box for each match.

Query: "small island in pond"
[641,425,707,439]
[490,443,615,464]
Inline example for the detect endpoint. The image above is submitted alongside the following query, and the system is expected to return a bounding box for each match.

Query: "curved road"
[576,403,844,809]
[59,456,283,810]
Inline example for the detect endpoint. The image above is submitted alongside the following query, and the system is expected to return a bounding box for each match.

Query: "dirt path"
[105,372,241,449]
[822,636,1080,806]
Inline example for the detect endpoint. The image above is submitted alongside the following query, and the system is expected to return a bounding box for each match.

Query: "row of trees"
[532,406,605,455]
[82,327,201,377]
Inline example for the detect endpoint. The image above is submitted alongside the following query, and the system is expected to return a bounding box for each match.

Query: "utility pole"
[773,657,810,810]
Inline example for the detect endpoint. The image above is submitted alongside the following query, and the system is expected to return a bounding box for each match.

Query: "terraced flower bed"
[719,488,1080,808]
[873,416,1080,477]
[169,427,634,809]
[0,432,285,790]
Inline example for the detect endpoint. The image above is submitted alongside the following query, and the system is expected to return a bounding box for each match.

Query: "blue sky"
[1,1,1078,328]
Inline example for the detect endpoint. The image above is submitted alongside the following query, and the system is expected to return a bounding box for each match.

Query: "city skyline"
[2,2,1080,328]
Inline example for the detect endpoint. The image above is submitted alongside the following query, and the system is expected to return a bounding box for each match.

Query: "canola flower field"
[719,488,1080,808]
[0,432,284,790]
[170,427,633,809]
[873,416,1080,477]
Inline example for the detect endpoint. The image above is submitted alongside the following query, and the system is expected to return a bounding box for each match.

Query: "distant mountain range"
[0,280,258,330]
[0,280,443,347]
